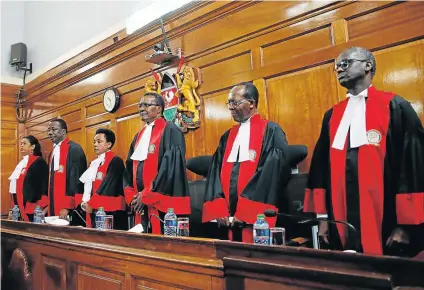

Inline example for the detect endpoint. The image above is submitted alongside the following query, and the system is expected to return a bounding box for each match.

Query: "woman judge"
[76,128,128,230]
[9,135,49,222]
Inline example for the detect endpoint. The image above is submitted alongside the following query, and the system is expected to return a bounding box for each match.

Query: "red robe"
[304,86,424,255]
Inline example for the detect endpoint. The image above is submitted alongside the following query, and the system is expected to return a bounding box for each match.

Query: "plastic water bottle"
[33,205,43,223]
[253,214,270,245]
[11,205,20,221]
[95,207,106,230]
[164,208,177,236]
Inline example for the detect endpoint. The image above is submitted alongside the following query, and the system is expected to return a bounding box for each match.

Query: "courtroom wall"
[18,1,424,184]
[1,83,21,213]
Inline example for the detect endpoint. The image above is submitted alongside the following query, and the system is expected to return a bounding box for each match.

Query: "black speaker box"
[10,42,27,66]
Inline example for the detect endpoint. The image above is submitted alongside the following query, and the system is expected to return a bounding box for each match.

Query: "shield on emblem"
[161,72,179,121]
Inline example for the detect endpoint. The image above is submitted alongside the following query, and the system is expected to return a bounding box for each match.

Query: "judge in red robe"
[9,135,48,222]
[124,92,191,234]
[47,119,87,220]
[202,82,292,243]
[76,128,127,230]
[304,47,424,256]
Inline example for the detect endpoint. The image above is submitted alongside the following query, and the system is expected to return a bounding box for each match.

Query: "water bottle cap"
[99,207,104,211]
[257,214,265,219]
[167,208,174,213]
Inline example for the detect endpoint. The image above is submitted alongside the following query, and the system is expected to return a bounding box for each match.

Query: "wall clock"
[103,88,120,113]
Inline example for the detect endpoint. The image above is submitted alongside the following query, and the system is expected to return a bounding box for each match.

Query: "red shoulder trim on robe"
[303,188,327,214]
[330,86,394,255]
[88,151,126,212]
[48,138,75,216]
[16,154,38,221]
[396,193,424,224]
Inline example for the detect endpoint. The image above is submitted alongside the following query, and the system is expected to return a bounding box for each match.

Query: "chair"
[2,248,32,290]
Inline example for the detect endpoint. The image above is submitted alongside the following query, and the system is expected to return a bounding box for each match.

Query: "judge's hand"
[59,208,69,220]
[217,217,230,227]
[231,216,243,227]
[318,221,329,244]
[81,202,93,214]
[386,227,410,248]
[42,206,49,216]
[131,193,144,214]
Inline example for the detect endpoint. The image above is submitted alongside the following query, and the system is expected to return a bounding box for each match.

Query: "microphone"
[264,209,359,249]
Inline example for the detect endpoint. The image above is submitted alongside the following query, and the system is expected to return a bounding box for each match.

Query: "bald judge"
[202,82,292,243]
[304,47,424,256]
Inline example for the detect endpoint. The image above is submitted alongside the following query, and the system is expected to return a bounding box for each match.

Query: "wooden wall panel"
[41,256,67,290]
[267,64,340,172]
[261,27,332,66]
[14,1,424,181]
[116,115,142,162]
[372,40,424,123]
[77,265,125,290]
[203,90,234,156]
[1,84,20,214]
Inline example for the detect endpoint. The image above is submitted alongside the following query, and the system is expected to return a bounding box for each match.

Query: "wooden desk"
[2,220,423,290]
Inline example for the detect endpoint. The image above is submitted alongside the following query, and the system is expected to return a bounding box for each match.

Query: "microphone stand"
[264,210,360,251]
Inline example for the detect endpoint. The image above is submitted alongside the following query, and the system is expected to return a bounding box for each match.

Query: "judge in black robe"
[77,129,127,230]
[47,119,87,220]
[124,92,191,234]
[9,135,48,222]
[304,47,424,256]
[202,82,292,243]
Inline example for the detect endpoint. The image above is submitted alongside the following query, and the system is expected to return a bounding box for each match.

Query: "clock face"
[103,89,119,112]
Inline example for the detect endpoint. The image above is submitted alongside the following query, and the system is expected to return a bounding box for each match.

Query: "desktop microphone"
[264,209,360,249]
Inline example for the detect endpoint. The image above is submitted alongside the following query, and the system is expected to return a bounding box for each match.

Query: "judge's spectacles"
[139,102,158,108]
[334,59,368,71]
[226,99,253,108]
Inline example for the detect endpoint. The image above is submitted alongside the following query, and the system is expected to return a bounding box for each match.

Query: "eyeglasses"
[138,102,158,108]
[334,59,368,71]
[226,99,252,109]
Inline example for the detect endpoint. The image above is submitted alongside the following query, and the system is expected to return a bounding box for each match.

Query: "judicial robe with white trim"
[202,114,292,242]
[304,86,424,256]
[76,151,127,229]
[13,154,49,221]
[123,117,191,234]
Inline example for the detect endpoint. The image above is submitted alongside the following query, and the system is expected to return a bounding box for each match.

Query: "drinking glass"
[104,215,114,230]
[270,227,286,246]
[177,217,189,237]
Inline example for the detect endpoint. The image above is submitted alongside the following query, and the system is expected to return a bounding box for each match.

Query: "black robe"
[48,138,87,217]
[304,86,424,256]
[76,151,128,230]
[203,114,292,242]
[13,154,49,222]
[124,118,190,233]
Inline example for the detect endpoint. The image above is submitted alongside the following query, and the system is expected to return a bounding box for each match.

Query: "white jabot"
[227,117,251,162]
[52,140,63,171]
[131,121,155,161]
[332,87,369,150]
[9,155,29,194]
[79,152,106,206]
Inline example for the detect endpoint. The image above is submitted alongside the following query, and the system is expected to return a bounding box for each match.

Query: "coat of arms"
[145,61,201,133]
